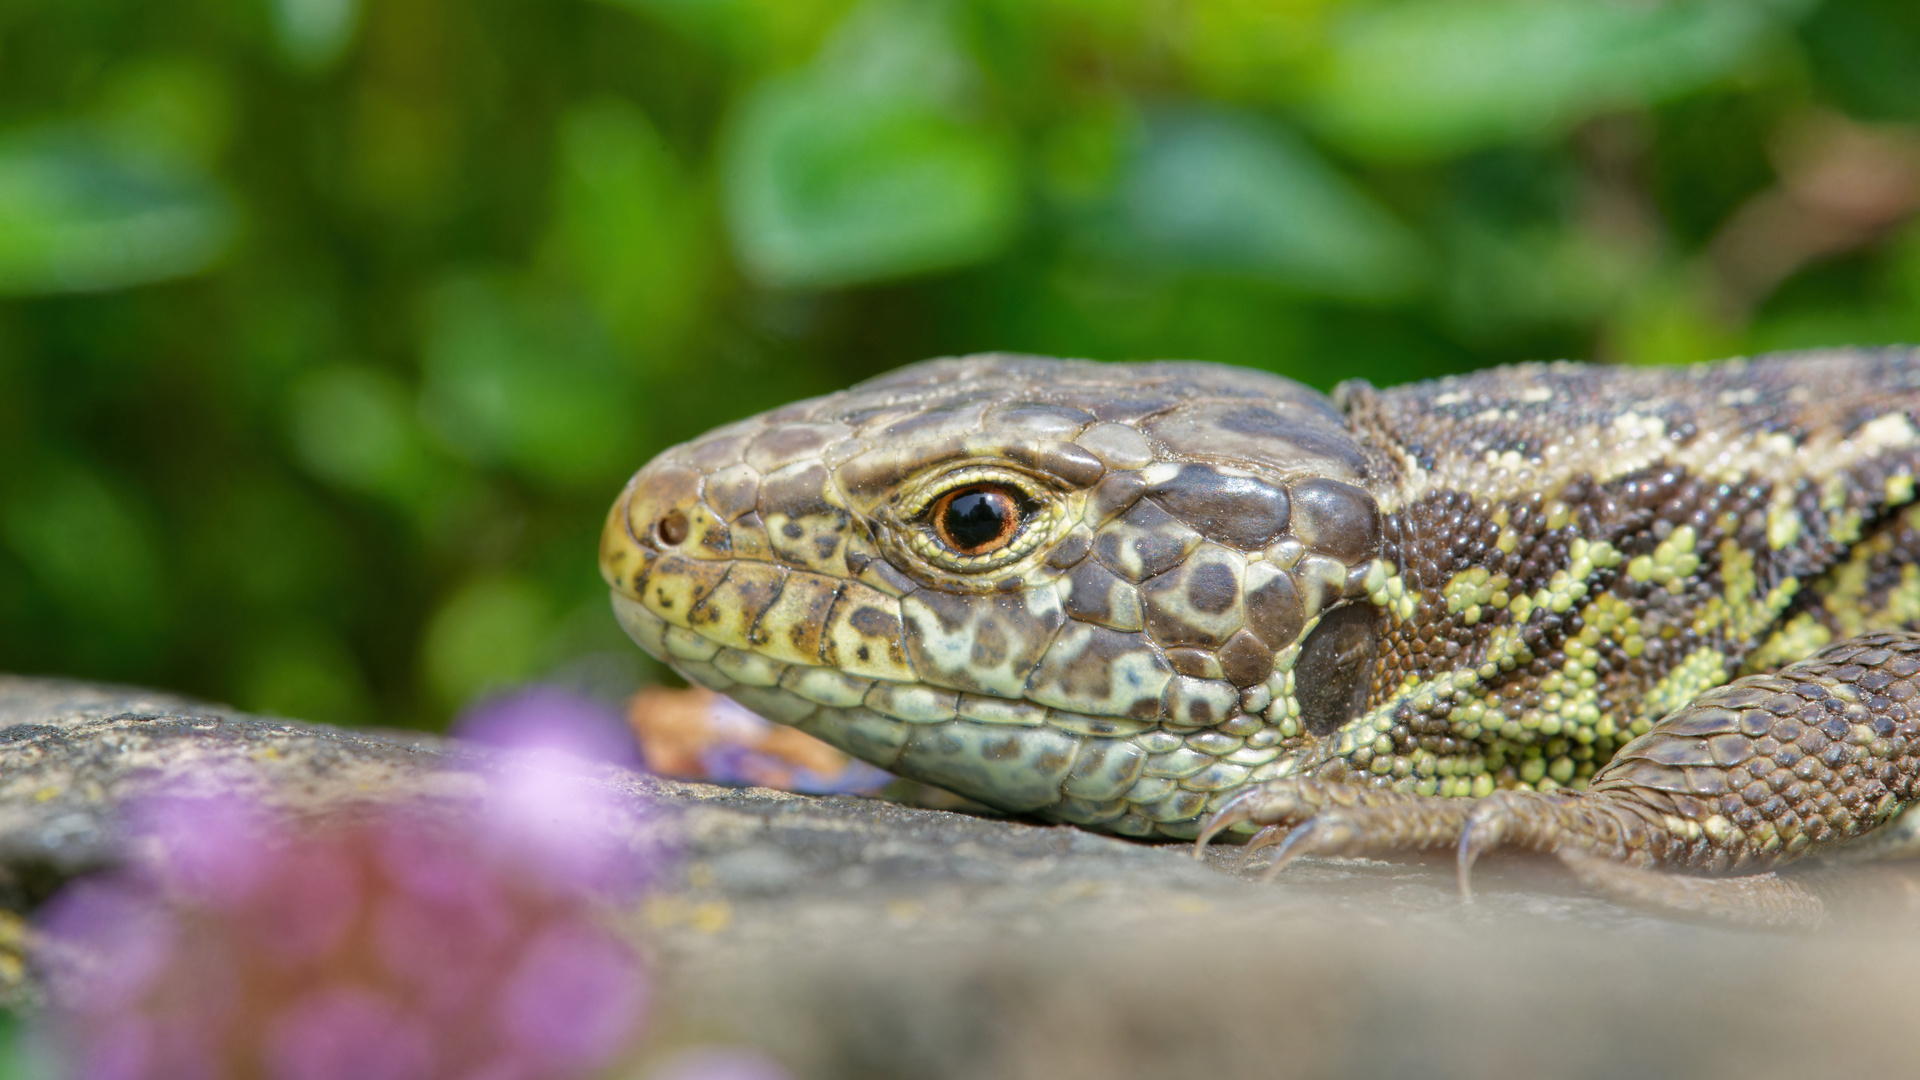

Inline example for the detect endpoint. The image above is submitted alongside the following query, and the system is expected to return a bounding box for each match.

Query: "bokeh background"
[4,0,1920,731]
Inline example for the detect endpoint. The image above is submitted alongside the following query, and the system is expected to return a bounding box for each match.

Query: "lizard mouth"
[610,591,1288,839]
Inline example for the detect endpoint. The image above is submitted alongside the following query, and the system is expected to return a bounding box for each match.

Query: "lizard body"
[601,349,1920,923]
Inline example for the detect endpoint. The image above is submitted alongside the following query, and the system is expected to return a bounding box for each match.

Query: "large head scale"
[600,355,1390,838]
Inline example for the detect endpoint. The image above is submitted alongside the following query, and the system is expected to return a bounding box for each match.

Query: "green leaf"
[723,75,1019,288]
[0,456,167,646]
[1098,108,1426,299]
[0,130,237,294]
[721,1,1019,288]
[1441,217,1652,334]
[1309,0,1802,158]
[0,1010,42,1080]
[423,575,554,709]
[418,275,636,487]
[93,59,235,169]
[235,626,372,726]
[547,99,708,350]
[1804,2,1920,123]
[595,0,854,67]
[287,365,446,508]
[270,0,364,72]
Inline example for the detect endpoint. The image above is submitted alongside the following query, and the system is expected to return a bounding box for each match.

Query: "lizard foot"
[1194,631,1920,923]
[1195,778,1476,882]
[1198,780,1825,920]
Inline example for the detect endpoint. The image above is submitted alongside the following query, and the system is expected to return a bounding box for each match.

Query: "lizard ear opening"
[1293,603,1379,737]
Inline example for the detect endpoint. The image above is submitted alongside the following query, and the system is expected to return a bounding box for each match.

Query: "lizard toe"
[1456,798,1519,902]
[1234,824,1286,871]
[1194,779,1319,857]
[1252,813,1366,883]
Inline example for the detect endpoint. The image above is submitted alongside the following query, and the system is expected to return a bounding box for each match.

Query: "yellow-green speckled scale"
[1330,353,1920,806]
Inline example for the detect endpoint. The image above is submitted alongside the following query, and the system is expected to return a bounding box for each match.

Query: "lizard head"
[600,354,1393,838]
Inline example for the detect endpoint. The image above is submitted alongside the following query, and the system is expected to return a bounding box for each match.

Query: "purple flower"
[130,792,279,907]
[36,778,660,1080]
[497,921,648,1072]
[451,684,669,899]
[474,753,667,901]
[36,878,179,1012]
[263,988,434,1080]
[454,685,643,771]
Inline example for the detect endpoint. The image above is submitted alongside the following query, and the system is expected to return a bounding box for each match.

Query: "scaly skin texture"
[602,350,1920,923]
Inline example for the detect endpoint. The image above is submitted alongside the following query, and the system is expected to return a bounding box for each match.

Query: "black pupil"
[944,490,1011,550]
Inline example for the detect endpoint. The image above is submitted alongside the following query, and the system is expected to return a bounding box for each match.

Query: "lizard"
[599,348,1920,926]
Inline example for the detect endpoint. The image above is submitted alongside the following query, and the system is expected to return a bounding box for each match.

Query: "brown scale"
[1797,459,1920,621]
[1793,507,1920,643]
[1375,490,1515,692]
[1864,514,1920,593]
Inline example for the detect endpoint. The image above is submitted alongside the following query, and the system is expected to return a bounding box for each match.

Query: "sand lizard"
[601,349,1920,925]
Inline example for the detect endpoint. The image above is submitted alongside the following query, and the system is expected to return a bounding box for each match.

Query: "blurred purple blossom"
[454,685,643,771]
[451,682,670,897]
[36,773,661,1080]
[264,988,433,1080]
[497,921,649,1072]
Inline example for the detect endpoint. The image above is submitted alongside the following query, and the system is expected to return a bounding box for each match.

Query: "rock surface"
[5,675,1920,1079]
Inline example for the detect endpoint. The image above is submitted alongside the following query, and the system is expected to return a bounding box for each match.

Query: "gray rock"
[0,676,447,907]
[5,675,1920,1079]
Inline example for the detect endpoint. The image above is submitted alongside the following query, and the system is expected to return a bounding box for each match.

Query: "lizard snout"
[600,460,710,598]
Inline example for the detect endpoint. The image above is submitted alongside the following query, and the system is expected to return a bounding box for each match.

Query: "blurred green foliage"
[4,0,1920,729]
[0,1009,35,1080]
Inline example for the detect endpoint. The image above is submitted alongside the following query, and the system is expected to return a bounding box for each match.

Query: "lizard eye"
[895,466,1063,576]
[930,484,1028,556]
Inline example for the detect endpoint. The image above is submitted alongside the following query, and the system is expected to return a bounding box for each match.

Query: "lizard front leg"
[1198,631,1920,926]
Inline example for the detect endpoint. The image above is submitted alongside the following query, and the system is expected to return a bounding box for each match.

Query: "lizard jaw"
[612,592,1287,839]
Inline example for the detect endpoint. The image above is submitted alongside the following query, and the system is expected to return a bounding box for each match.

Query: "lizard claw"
[1254,813,1363,883]
[1455,800,1512,903]
[1192,785,1270,857]
[1235,825,1286,871]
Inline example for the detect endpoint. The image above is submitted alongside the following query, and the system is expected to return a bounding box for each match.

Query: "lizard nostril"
[655,511,689,546]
